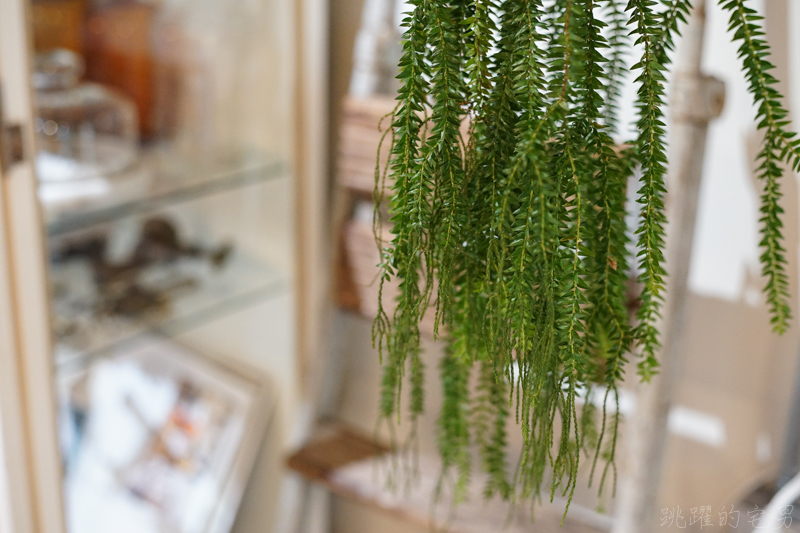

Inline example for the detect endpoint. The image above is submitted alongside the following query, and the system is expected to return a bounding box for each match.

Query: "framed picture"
[57,335,275,533]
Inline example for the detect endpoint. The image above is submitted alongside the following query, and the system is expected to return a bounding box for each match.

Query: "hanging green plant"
[372,0,797,514]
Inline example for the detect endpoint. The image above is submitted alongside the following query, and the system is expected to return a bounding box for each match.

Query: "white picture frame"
[57,336,275,533]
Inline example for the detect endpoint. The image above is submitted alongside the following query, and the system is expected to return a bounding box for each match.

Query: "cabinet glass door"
[1,0,302,531]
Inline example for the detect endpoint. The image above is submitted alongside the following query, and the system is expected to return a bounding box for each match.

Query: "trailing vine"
[373,0,796,517]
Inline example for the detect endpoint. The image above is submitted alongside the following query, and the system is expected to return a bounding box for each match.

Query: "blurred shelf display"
[51,217,287,370]
[29,13,296,519]
[58,335,275,533]
[0,0,316,529]
[41,149,287,236]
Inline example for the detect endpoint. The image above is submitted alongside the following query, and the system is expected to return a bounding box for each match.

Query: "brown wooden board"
[286,423,389,481]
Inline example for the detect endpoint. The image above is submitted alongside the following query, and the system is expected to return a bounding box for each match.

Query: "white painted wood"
[0,0,67,532]
[758,469,800,531]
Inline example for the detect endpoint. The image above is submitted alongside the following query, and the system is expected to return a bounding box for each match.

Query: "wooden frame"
[293,0,331,395]
[0,0,66,532]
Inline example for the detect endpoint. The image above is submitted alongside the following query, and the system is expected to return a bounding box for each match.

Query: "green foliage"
[630,0,669,381]
[720,0,794,332]
[373,0,795,517]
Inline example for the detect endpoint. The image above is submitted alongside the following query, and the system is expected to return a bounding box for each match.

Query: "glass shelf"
[41,149,288,236]
[53,248,288,372]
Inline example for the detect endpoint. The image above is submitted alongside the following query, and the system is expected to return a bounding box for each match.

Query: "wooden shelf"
[287,423,612,533]
[286,423,388,481]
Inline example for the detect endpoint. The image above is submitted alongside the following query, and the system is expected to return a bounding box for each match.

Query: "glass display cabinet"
[0,0,328,532]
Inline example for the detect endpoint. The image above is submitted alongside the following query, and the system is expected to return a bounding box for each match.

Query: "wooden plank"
[286,423,389,480]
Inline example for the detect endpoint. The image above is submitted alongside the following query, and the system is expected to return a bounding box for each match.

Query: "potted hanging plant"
[372,0,798,516]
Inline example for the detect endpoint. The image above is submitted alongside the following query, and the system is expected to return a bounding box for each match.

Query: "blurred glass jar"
[34,48,139,182]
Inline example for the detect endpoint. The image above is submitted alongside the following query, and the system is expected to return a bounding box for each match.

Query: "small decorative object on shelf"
[53,215,231,316]
[33,48,139,182]
[343,198,437,336]
[49,212,283,361]
[373,0,800,518]
[337,96,396,196]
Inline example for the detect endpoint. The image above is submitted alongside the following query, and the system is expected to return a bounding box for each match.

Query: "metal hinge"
[1,124,24,173]
[0,85,26,174]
